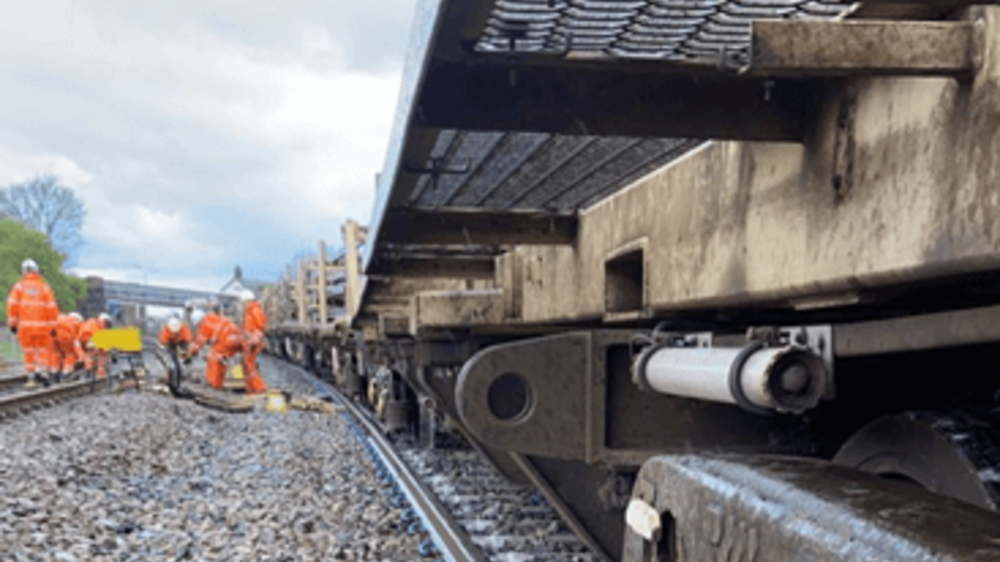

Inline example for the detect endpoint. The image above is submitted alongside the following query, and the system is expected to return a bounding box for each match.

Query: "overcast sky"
[0,0,416,292]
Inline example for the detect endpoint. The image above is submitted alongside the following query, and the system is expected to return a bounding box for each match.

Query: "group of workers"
[5,259,111,387]
[158,289,268,395]
[6,258,269,395]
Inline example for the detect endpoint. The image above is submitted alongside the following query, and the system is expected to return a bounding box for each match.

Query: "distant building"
[219,265,267,299]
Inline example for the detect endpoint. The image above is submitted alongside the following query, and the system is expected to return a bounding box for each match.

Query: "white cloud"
[0,1,412,284]
[0,147,95,187]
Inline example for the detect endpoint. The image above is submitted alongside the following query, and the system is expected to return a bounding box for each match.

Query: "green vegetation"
[0,219,87,323]
[0,333,21,361]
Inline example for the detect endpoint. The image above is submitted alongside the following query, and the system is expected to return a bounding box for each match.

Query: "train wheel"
[833,411,1000,512]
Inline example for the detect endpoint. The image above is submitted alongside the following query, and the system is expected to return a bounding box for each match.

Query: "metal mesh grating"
[409,131,697,212]
[477,0,856,67]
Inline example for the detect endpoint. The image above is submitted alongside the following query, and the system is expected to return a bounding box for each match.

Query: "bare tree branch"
[0,174,86,263]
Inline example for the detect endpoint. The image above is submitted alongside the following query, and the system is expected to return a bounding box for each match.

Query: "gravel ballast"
[0,357,425,561]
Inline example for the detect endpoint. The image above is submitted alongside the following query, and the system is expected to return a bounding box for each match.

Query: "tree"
[0,175,85,263]
[0,219,87,323]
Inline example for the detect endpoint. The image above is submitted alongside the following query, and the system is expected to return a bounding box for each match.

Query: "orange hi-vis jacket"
[6,272,58,335]
[190,313,242,356]
[158,323,192,346]
[243,301,267,335]
[78,318,105,346]
[55,314,82,344]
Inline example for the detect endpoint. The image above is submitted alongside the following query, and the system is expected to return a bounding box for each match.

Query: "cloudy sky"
[0,0,416,291]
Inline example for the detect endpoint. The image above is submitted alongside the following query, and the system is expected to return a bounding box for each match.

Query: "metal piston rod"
[632,342,829,415]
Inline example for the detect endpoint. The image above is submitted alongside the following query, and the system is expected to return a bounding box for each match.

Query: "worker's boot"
[24,374,37,390]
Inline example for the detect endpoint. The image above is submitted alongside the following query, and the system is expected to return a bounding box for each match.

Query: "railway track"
[0,378,102,419]
[278,359,599,562]
[0,372,27,392]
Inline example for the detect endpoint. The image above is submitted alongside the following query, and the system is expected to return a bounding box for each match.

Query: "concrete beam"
[750,20,974,77]
[383,208,577,247]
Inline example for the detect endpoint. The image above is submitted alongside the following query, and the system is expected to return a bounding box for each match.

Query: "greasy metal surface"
[751,19,975,76]
[623,455,1000,562]
[833,303,1000,357]
[456,331,825,464]
[833,410,1000,512]
[477,0,853,68]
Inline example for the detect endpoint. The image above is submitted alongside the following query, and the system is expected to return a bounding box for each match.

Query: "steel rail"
[296,364,486,562]
[0,378,100,419]
[0,373,27,392]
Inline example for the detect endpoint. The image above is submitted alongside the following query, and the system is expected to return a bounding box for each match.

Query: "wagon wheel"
[833,410,1000,512]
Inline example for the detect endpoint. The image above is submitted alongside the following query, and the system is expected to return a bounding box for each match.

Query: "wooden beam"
[750,20,974,77]
[374,255,496,279]
[384,208,577,246]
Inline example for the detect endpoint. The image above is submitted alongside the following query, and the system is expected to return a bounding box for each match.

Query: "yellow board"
[229,365,244,379]
[266,390,288,413]
[90,328,143,352]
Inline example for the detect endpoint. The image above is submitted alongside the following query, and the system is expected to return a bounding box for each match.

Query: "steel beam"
[750,20,974,77]
[412,289,505,331]
[383,207,577,247]
[374,255,496,280]
[834,303,1000,357]
[418,62,814,141]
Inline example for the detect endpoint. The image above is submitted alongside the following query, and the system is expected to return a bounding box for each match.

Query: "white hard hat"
[240,289,255,302]
[69,312,83,322]
[167,317,182,333]
[21,259,38,274]
[191,310,206,328]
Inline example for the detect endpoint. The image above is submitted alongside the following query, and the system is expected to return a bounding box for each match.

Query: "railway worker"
[78,313,112,378]
[5,259,59,387]
[53,312,85,380]
[188,310,267,395]
[240,290,267,388]
[158,316,192,357]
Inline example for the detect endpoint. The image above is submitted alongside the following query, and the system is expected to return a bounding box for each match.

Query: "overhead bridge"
[79,277,237,317]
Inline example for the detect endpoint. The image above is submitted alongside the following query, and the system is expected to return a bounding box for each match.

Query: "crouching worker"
[53,312,85,380]
[187,310,266,395]
[158,316,192,357]
[78,313,111,378]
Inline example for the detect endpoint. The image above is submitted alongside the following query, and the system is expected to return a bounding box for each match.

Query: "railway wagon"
[269,0,1000,560]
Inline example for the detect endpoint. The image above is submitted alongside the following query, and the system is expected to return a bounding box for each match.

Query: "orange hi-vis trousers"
[54,337,84,374]
[206,333,266,394]
[18,331,53,374]
[242,330,265,388]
